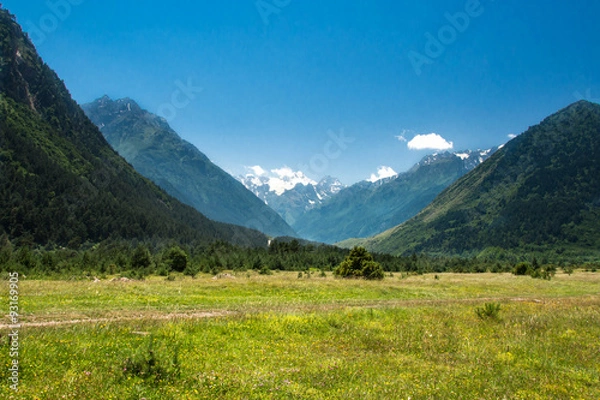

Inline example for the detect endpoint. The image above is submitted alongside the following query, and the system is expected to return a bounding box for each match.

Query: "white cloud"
[247,165,266,176]
[396,135,407,142]
[407,133,454,151]
[272,167,298,179]
[268,167,316,195]
[367,166,398,183]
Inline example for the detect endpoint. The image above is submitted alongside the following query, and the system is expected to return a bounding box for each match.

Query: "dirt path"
[0,311,233,329]
[2,295,595,330]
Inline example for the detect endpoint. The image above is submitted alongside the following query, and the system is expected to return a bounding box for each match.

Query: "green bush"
[513,262,531,276]
[334,247,384,280]
[513,261,556,280]
[259,266,272,275]
[475,302,501,320]
[563,265,575,275]
[131,245,152,270]
[123,337,180,384]
[164,246,189,272]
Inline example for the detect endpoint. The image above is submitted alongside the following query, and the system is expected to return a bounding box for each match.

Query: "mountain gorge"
[291,149,499,244]
[239,168,344,226]
[0,9,267,248]
[349,101,600,259]
[82,97,296,238]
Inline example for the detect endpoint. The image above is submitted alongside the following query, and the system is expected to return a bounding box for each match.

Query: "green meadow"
[2,272,599,399]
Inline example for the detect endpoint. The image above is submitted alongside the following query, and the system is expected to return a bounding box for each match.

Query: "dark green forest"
[1,235,595,280]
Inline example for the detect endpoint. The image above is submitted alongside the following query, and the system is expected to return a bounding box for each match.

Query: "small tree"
[164,246,188,273]
[131,245,152,270]
[334,247,384,280]
[513,262,531,276]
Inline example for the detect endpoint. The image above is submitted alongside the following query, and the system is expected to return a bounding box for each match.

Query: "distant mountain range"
[82,96,296,238]
[239,167,344,226]
[291,148,499,244]
[0,9,267,248]
[343,101,600,260]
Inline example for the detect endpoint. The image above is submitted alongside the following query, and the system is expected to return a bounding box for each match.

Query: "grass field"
[2,271,599,399]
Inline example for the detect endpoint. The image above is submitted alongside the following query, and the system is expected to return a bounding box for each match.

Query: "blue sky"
[3,0,600,184]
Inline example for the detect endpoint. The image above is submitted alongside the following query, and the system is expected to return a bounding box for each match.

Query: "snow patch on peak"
[238,168,345,226]
[455,153,470,160]
[242,166,317,196]
[268,168,316,196]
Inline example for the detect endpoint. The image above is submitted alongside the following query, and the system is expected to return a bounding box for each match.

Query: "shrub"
[164,246,188,273]
[563,265,575,275]
[475,303,501,320]
[259,266,272,275]
[156,264,170,276]
[513,261,556,280]
[183,263,200,277]
[513,262,531,276]
[334,247,384,280]
[361,260,385,280]
[123,337,180,384]
[537,264,557,280]
[131,245,152,270]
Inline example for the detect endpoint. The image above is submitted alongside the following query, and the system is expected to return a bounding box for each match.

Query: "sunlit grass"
[1,272,599,398]
[14,272,600,318]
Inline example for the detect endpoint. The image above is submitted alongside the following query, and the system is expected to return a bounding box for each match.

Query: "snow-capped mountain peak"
[241,166,317,196]
[239,166,345,226]
[417,148,499,169]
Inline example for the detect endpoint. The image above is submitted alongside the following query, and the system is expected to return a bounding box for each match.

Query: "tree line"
[1,236,594,280]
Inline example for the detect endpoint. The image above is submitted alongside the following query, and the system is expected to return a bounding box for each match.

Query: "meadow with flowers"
[1,271,599,399]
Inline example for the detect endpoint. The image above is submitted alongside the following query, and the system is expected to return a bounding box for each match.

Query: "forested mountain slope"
[0,8,266,248]
[345,101,600,260]
[83,96,296,238]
